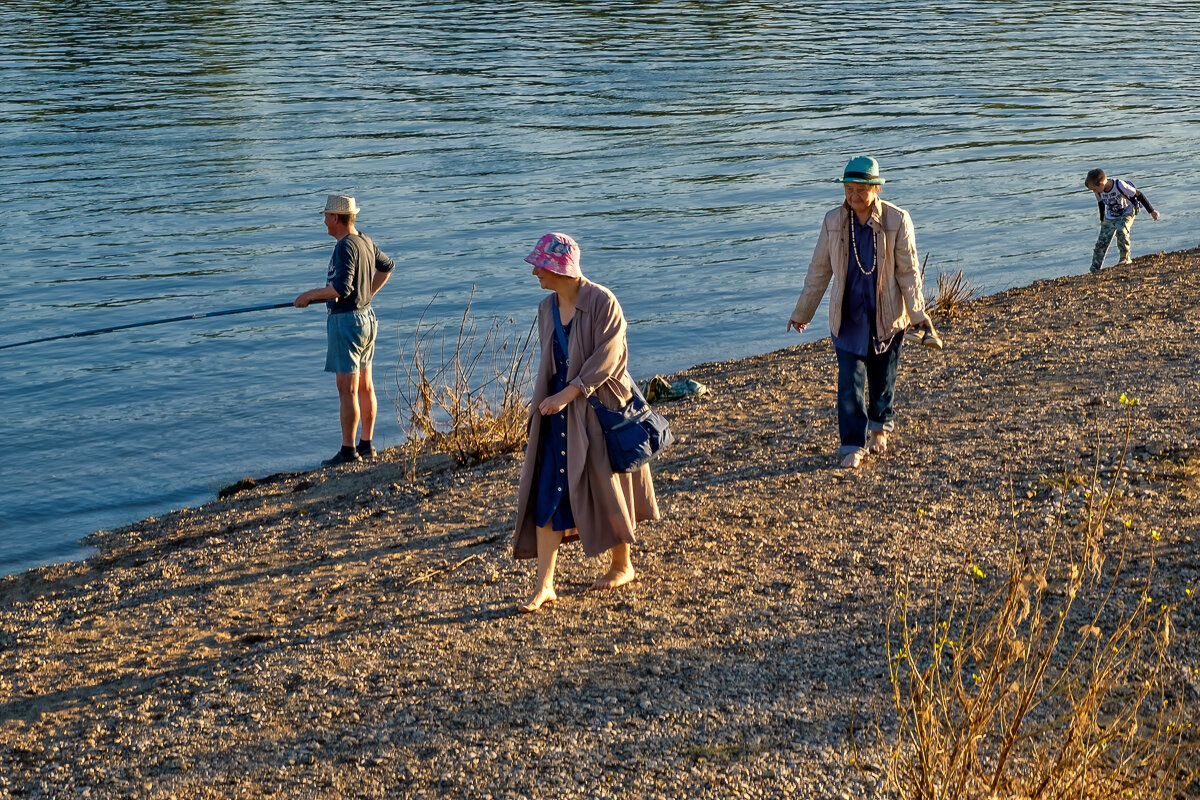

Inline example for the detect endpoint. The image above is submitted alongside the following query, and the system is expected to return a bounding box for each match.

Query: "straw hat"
[322,194,361,215]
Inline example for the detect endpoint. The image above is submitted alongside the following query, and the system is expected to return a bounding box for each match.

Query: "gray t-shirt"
[326,233,395,313]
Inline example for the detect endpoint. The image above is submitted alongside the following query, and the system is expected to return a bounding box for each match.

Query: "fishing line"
[0,302,297,350]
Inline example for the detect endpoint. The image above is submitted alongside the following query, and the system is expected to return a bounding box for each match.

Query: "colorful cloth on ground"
[639,375,709,404]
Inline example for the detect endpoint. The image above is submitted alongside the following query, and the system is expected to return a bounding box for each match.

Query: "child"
[1083,168,1159,273]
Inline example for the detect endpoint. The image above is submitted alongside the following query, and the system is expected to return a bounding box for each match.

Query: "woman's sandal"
[905,327,944,350]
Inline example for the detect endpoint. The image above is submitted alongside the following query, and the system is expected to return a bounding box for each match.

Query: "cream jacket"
[789,199,929,340]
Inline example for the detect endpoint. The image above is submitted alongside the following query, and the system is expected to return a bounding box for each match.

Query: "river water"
[1,2,1197,574]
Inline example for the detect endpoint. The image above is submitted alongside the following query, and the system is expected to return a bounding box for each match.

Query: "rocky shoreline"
[2,249,1198,799]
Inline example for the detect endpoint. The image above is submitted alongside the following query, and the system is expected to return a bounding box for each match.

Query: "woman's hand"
[912,318,934,333]
[786,319,807,334]
[539,386,582,416]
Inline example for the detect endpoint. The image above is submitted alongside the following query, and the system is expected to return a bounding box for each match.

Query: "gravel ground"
[2,248,1198,799]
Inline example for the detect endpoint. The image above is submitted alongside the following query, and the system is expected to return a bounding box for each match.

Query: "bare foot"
[519,588,557,613]
[839,451,864,469]
[592,566,636,591]
[869,431,888,454]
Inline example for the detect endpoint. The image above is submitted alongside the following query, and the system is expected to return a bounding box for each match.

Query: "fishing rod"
[0,301,297,351]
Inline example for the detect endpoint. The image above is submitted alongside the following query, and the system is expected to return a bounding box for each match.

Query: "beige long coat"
[513,279,660,560]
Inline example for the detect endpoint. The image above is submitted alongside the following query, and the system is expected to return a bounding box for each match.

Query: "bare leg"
[335,371,361,447]
[521,525,564,612]
[593,543,636,590]
[357,364,377,443]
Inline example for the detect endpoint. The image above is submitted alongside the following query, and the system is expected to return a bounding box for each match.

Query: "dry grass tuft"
[394,290,536,466]
[882,401,1199,799]
[927,269,981,320]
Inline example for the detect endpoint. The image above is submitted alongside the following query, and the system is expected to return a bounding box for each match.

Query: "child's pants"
[1090,214,1134,272]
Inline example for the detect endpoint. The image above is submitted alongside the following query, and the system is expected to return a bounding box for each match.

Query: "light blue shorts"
[325,308,377,374]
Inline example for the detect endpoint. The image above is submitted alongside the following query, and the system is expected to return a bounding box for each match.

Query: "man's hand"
[1151,211,1160,221]
[786,319,807,334]
[295,286,337,307]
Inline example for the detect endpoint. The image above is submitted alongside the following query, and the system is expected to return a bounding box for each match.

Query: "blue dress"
[534,318,575,531]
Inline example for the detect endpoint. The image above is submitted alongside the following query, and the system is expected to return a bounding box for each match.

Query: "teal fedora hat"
[834,155,885,185]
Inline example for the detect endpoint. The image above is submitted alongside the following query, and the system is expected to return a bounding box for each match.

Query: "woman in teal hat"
[786,156,937,469]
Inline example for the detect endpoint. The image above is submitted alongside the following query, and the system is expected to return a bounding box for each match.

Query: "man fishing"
[294,195,395,466]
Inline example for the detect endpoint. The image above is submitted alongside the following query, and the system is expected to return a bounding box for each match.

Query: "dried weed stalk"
[884,399,1197,799]
[394,290,536,466]
[927,269,980,320]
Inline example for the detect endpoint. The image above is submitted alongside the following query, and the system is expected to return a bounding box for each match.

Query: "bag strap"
[551,301,569,368]
[587,375,646,417]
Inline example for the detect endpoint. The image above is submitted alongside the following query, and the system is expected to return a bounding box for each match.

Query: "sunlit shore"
[2,247,1197,798]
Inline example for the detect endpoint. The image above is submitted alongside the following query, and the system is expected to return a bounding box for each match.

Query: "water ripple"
[0,1,1197,572]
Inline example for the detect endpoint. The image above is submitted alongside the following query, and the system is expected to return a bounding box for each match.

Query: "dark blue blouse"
[833,213,877,357]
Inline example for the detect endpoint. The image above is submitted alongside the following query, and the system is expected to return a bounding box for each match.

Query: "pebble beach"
[2,248,1198,799]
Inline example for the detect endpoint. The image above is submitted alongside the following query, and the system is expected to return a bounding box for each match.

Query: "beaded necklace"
[848,213,876,276]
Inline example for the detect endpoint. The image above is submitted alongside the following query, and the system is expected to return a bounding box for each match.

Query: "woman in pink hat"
[512,233,660,612]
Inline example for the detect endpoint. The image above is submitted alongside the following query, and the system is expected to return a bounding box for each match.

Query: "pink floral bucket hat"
[524,232,581,278]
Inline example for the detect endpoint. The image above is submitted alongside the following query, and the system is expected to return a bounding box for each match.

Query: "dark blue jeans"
[835,344,900,456]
